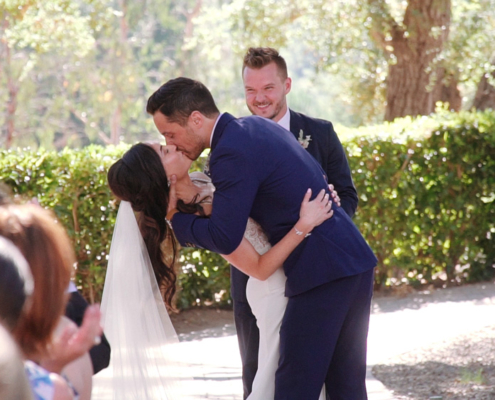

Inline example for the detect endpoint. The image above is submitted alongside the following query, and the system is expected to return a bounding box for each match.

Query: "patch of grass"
[460,368,485,385]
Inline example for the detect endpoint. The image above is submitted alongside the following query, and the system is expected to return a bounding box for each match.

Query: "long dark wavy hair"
[107,143,205,309]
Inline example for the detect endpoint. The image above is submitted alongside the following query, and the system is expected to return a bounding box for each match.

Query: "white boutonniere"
[298,129,311,149]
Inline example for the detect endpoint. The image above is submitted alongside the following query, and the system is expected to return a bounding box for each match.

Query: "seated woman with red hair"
[0,204,103,400]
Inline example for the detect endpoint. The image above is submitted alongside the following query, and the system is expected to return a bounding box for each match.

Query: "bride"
[94,142,331,399]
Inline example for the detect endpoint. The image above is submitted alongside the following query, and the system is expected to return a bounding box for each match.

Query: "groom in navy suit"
[234,47,359,398]
[147,77,377,399]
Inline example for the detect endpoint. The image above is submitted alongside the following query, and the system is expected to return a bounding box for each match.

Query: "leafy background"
[1,110,493,308]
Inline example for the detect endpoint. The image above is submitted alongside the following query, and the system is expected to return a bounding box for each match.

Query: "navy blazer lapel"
[289,109,304,138]
[211,113,235,151]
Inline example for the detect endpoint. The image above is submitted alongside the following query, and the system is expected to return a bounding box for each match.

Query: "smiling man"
[244,60,289,122]
[234,47,359,399]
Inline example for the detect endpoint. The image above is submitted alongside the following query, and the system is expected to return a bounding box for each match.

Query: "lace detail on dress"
[244,219,272,255]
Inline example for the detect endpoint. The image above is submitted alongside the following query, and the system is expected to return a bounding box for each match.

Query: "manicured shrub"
[0,144,229,306]
[0,145,125,303]
[343,109,495,287]
[1,109,493,307]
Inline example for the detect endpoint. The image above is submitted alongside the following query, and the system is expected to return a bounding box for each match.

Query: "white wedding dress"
[92,202,182,399]
[243,219,326,400]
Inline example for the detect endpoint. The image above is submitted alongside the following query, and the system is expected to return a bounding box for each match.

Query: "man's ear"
[285,77,292,95]
[189,111,204,128]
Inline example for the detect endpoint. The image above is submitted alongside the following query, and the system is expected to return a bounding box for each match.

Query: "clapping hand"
[42,304,103,374]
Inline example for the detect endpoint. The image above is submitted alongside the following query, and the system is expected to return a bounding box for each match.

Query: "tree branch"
[367,0,403,50]
[97,131,113,145]
[183,0,202,39]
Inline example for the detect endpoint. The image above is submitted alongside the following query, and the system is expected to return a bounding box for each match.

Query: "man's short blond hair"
[242,47,288,80]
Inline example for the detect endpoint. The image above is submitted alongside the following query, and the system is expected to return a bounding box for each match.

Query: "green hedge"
[343,109,495,287]
[0,144,226,307]
[0,145,126,304]
[1,110,494,308]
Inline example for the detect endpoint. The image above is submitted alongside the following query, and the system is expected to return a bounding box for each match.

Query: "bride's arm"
[222,189,333,281]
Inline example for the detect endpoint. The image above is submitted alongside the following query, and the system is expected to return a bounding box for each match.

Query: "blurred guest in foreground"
[0,182,111,374]
[0,204,103,400]
[0,236,34,400]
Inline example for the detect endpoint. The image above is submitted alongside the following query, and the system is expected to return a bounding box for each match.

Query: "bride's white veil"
[92,201,182,399]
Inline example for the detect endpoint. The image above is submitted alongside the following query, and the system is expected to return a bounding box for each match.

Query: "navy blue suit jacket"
[289,110,358,218]
[171,113,376,296]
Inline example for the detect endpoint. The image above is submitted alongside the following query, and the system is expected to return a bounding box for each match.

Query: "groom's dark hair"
[146,77,219,126]
[242,47,288,80]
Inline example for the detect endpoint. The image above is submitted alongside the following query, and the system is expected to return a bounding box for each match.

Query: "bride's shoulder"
[189,171,211,183]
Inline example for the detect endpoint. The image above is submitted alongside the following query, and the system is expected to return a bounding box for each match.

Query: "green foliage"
[0,0,116,148]
[0,0,195,149]
[0,144,221,307]
[344,109,495,287]
[447,0,495,88]
[1,110,493,307]
[208,0,495,121]
[406,111,495,283]
[3,0,495,149]
[177,249,231,309]
[460,368,485,385]
[0,144,126,302]
[2,0,95,56]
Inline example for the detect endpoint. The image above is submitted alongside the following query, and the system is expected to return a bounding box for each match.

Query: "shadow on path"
[171,308,237,341]
[373,361,495,400]
[178,323,237,342]
[372,282,495,314]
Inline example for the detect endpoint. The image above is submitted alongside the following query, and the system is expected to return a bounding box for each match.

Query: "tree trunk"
[432,67,462,111]
[178,0,202,76]
[5,81,18,149]
[380,0,452,121]
[104,0,129,146]
[472,57,495,111]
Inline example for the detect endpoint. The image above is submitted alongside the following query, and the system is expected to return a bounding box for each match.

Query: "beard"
[183,146,204,161]
[180,126,206,161]
[248,100,284,121]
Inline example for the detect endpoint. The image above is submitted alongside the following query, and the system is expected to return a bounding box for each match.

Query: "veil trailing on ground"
[92,201,182,399]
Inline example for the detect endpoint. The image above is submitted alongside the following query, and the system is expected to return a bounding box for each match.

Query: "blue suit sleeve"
[324,123,358,218]
[171,146,258,255]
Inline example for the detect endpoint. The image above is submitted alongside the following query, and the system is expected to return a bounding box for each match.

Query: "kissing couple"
[93,77,377,400]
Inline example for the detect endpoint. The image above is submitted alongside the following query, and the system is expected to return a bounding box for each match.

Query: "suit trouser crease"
[275,269,374,400]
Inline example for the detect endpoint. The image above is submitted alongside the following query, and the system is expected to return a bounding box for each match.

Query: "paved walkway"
[142,282,495,399]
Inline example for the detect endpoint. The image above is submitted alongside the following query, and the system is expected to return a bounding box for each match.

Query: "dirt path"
[169,281,495,399]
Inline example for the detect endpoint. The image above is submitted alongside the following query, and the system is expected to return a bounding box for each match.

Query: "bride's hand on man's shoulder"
[299,188,333,229]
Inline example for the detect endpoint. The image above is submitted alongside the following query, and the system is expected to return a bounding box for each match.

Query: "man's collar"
[209,113,224,147]
[277,107,291,130]
[210,113,236,151]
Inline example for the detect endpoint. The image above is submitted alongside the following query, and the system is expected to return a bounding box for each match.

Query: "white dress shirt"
[277,108,291,131]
